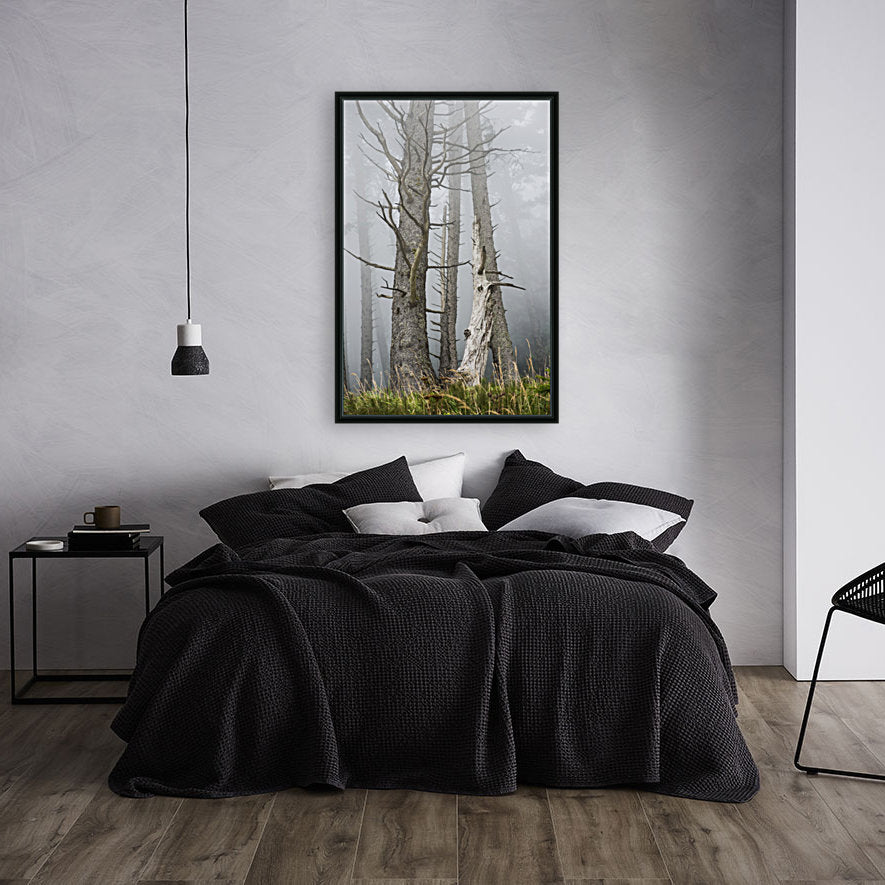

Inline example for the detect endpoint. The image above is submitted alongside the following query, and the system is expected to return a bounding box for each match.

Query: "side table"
[8,535,165,704]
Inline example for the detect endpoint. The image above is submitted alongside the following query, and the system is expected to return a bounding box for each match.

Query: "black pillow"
[201,456,422,548]
[481,450,582,530]
[574,481,694,551]
[482,451,694,551]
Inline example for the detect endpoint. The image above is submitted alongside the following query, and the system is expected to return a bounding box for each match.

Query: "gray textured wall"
[0,0,783,669]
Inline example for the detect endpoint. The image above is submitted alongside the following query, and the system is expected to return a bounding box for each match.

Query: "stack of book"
[67,524,150,551]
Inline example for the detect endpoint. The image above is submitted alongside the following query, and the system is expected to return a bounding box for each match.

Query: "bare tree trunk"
[438,153,462,377]
[354,155,374,387]
[375,312,389,388]
[342,321,351,392]
[496,158,547,373]
[458,218,497,381]
[430,202,448,372]
[458,100,519,385]
[389,100,436,392]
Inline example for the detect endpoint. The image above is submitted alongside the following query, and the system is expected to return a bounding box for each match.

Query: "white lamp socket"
[177,322,202,346]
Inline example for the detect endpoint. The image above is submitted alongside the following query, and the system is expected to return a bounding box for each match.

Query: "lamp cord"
[184,0,191,321]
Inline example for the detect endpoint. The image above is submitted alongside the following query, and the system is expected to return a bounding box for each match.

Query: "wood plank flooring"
[1,667,885,884]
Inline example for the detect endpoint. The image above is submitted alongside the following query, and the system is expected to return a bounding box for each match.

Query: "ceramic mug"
[83,505,121,528]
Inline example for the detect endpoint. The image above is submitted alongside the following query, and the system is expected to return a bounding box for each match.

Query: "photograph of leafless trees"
[336,93,557,421]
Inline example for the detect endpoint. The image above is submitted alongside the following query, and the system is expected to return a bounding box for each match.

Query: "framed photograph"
[335,92,558,422]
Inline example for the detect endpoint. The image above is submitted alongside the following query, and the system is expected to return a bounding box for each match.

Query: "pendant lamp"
[171,0,209,375]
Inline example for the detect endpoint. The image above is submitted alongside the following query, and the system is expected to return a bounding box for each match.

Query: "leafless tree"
[341,320,351,392]
[353,152,374,387]
[436,119,463,378]
[347,99,515,391]
[347,100,437,391]
[496,152,548,372]
[457,100,521,385]
[374,309,389,387]
[427,109,465,379]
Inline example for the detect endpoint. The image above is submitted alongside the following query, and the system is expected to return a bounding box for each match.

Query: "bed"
[108,453,759,803]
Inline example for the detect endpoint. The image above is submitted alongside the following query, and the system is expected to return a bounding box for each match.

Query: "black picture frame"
[335,91,558,422]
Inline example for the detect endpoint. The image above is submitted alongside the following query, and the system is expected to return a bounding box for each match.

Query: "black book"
[67,531,140,551]
[71,524,150,534]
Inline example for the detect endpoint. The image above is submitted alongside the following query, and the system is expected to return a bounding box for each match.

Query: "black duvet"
[109,530,759,802]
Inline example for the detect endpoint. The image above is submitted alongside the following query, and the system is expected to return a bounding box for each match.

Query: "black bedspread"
[109,531,759,802]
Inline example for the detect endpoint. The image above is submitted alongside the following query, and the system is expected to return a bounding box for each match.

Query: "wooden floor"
[2,667,885,884]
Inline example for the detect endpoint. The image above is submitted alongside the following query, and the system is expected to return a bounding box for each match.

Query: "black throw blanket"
[109,531,759,802]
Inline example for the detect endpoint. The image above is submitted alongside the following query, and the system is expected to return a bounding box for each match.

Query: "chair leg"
[794,607,834,775]
[794,606,885,781]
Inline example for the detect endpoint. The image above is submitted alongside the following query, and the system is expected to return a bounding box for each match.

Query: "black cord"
[184,0,191,321]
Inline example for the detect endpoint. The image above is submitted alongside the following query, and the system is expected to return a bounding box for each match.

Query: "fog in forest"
[340,98,552,393]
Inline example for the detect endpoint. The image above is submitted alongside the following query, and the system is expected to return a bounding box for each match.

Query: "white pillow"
[269,453,465,501]
[407,452,466,500]
[497,497,684,541]
[270,470,344,488]
[344,497,487,535]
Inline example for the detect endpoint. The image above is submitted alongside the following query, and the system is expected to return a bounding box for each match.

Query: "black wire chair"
[794,561,885,780]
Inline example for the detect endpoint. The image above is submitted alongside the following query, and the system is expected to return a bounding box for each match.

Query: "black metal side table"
[8,535,164,704]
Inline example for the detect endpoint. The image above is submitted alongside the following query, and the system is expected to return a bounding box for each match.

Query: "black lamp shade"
[171,345,210,375]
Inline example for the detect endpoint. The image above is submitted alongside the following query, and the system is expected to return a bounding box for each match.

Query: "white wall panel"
[787,0,885,679]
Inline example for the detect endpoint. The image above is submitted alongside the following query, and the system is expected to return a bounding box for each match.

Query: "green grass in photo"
[343,371,551,417]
